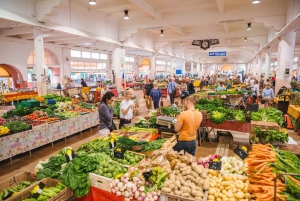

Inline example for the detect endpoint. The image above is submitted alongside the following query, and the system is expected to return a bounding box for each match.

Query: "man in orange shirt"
[173,92,203,155]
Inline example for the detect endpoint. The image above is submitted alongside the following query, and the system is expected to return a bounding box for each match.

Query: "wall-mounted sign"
[209,52,226,56]
[192,39,219,50]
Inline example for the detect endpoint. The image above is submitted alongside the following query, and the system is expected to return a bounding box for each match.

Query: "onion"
[139,186,145,192]
[126,182,133,190]
[116,191,122,196]
[153,195,158,200]
[111,188,116,194]
[110,183,113,188]
[147,192,152,198]
[124,173,129,177]
[132,177,139,182]
[157,191,160,196]
[124,198,130,201]
[141,192,146,197]
[114,179,120,184]
[134,191,140,199]
[115,187,119,191]
[124,191,129,198]
[117,182,123,189]
[152,192,157,196]
[129,196,133,199]
[137,197,144,201]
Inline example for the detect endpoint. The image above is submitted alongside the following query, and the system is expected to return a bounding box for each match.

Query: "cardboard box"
[89,173,113,192]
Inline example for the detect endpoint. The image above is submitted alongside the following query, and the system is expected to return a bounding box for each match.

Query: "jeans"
[119,119,131,129]
[173,140,197,156]
[169,90,176,105]
[153,101,159,109]
[145,95,152,109]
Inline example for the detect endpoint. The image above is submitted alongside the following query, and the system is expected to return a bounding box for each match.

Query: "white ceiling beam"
[170,26,186,36]
[43,35,80,42]
[88,0,131,11]
[155,0,216,13]
[216,0,225,14]
[19,33,33,39]
[223,23,229,33]
[127,0,162,20]
[0,25,32,36]
[54,38,94,45]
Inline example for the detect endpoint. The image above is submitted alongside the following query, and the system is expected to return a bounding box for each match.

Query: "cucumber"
[3,189,8,198]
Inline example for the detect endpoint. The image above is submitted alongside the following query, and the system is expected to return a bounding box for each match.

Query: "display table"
[207,120,251,133]
[77,186,134,201]
[287,105,300,119]
[0,112,99,162]
[4,92,38,102]
[161,88,180,97]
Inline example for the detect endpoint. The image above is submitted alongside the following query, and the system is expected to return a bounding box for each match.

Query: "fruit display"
[114,151,144,166]
[0,126,10,135]
[93,160,128,179]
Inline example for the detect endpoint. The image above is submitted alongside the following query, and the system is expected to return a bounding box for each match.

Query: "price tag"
[32,182,46,199]
[65,149,75,163]
[109,141,116,148]
[114,148,124,159]
[209,161,222,170]
[143,171,152,181]
[234,146,249,160]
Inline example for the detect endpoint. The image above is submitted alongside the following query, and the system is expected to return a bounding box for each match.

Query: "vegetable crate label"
[114,148,125,159]
[65,149,75,162]
[234,146,249,160]
[209,161,222,170]
[32,182,46,199]
[142,171,152,181]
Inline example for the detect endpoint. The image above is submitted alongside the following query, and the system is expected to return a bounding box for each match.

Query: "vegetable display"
[253,127,289,144]
[114,151,144,166]
[0,126,9,135]
[4,121,31,133]
[160,105,180,116]
[94,160,127,179]
[141,139,166,152]
[251,107,284,125]
[0,181,34,200]
[220,156,247,175]
[195,99,223,112]
[210,111,226,124]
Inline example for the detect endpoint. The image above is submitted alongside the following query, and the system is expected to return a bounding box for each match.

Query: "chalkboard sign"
[234,146,249,160]
[209,161,222,170]
[143,171,152,181]
[32,182,46,199]
[114,148,124,159]
[109,141,116,148]
[65,149,75,163]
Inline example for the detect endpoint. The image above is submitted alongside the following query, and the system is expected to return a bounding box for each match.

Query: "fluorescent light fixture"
[160,30,164,36]
[247,23,251,30]
[244,37,247,41]
[89,0,96,5]
[124,10,129,20]
[252,0,260,4]
[180,42,183,45]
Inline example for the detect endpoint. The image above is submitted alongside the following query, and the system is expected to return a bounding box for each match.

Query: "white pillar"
[191,62,194,75]
[112,47,126,89]
[264,51,271,78]
[171,59,175,77]
[150,55,156,79]
[33,28,47,96]
[61,47,71,78]
[196,63,200,77]
[257,55,262,80]
[182,60,186,76]
[297,55,300,79]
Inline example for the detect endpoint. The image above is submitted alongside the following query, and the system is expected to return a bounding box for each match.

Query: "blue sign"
[176,70,182,74]
[209,52,226,56]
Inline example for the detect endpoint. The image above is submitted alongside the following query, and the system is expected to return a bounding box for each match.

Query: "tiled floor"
[0,90,298,181]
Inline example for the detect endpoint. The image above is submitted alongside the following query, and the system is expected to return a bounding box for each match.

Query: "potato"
[191,190,204,197]
[174,190,182,196]
[202,179,210,190]
[208,195,215,200]
[180,187,191,193]
[178,163,187,168]
[195,197,203,201]
[208,169,218,176]
[185,175,196,182]
[161,188,172,193]
[182,170,191,176]
[216,198,222,201]
[181,193,190,197]
[175,180,181,188]
[191,163,204,175]
[169,183,175,190]
[197,178,204,188]
[180,166,192,172]
[190,170,199,178]
[163,180,172,188]
[195,186,203,192]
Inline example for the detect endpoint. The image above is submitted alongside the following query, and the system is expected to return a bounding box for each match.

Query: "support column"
[196,63,200,77]
[33,28,47,96]
[112,47,126,89]
[275,31,296,93]
[61,47,71,78]
[264,51,271,78]
[150,55,156,79]
[171,59,175,78]
[297,55,300,80]
[182,60,186,77]
[257,55,262,80]
[191,62,194,75]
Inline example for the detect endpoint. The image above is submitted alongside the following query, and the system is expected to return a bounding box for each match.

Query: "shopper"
[250,77,255,88]
[252,80,260,104]
[56,83,62,89]
[173,92,203,156]
[81,78,88,87]
[119,89,137,129]
[262,83,274,108]
[180,78,187,106]
[143,79,153,111]
[101,83,110,96]
[167,78,177,105]
[98,91,115,136]
[149,82,162,110]
[187,78,195,95]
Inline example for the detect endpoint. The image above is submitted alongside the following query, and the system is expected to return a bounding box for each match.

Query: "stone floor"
[0,90,299,181]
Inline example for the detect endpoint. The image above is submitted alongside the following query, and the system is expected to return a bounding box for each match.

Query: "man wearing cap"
[173,92,203,156]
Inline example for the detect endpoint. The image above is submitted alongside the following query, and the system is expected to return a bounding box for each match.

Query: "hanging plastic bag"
[167,94,170,101]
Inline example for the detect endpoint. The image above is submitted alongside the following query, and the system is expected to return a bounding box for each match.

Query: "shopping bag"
[160,99,164,107]
[167,94,170,101]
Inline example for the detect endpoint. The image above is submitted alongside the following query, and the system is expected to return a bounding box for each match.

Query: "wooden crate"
[219,136,233,144]
[161,132,179,140]
[250,121,280,144]
[7,178,72,201]
[0,172,38,192]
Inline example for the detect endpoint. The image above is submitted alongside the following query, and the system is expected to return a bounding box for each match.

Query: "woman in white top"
[262,83,274,108]
[119,89,137,129]
[101,84,110,96]
[252,80,260,104]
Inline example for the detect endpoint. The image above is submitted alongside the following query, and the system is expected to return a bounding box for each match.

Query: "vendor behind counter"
[158,91,202,156]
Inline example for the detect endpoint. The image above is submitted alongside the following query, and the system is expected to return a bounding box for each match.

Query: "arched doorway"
[27,48,60,88]
[139,58,151,78]
[0,64,24,88]
[220,64,234,75]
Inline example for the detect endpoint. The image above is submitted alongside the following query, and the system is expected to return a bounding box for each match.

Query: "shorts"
[263,97,273,103]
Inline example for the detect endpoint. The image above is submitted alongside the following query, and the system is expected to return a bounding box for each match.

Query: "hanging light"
[252,0,260,4]
[247,23,251,30]
[160,30,164,36]
[244,37,247,41]
[89,0,96,5]
[180,41,183,45]
[124,10,129,20]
